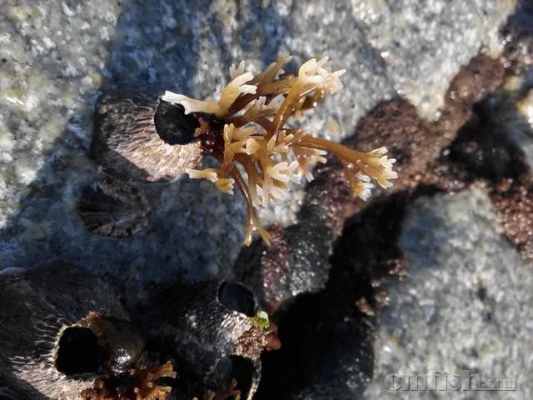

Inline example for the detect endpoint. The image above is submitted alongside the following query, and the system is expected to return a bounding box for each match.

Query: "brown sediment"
[490,181,533,262]
[356,54,506,193]
[302,157,354,234]
[256,225,291,306]
[354,51,533,265]
[234,321,280,360]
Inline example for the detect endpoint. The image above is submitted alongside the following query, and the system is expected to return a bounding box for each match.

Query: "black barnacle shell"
[0,263,144,399]
[80,87,204,237]
[144,280,280,400]
[56,313,145,376]
[91,88,203,183]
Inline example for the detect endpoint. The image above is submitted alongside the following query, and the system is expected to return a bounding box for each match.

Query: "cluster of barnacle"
[1,56,397,400]
[82,55,397,244]
[0,263,279,400]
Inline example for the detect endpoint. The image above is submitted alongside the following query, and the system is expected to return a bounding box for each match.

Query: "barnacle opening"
[55,312,145,377]
[55,327,103,375]
[206,356,256,400]
[76,313,145,374]
[154,100,200,145]
[163,55,398,245]
[217,281,257,317]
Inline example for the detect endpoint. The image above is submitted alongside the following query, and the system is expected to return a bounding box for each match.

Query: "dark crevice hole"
[78,182,124,214]
[154,100,200,145]
[211,355,256,399]
[55,327,103,375]
[76,179,149,238]
[217,281,256,317]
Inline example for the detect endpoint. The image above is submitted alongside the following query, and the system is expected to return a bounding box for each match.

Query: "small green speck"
[253,310,270,330]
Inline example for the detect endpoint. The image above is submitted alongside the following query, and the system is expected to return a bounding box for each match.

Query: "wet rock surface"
[365,189,533,400]
[1,0,533,399]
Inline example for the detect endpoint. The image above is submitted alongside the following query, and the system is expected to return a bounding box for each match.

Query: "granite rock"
[353,0,517,119]
[0,0,122,228]
[365,189,533,399]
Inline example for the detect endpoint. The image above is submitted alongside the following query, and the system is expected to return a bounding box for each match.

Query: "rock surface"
[0,0,518,297]
[365,189,533,399]
[353,0,516,119]
[0,0,121,229]
[1,0,532,399]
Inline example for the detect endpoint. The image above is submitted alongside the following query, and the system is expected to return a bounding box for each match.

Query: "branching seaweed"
[80,361,177,400]
[162,55,397,245]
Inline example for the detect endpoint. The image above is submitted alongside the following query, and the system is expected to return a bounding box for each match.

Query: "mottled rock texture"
[1,0,532,399]
[0,1,517,297]
[366,189,533,399]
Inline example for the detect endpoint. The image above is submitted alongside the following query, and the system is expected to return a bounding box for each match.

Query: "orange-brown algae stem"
[254,116,276,133]
[297,135,375,164]
[227,92,261,116]
[300,91,324,110]
[230,166,271,245]
[249,211,270,245]
[341,161,359,186]
[271,87,302,135]
[224,114,247,127]
[257,78,297,96]
[339,154,386,183]
[224,115,274,134]
[271,84,318,136]
[235,155,262,203]
[210,145,226,167]
[227,75,295,115]
[251,65,286,86]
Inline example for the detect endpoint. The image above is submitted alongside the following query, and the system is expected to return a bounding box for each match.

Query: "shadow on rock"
[0,0,292,307]
[255,192,410,399]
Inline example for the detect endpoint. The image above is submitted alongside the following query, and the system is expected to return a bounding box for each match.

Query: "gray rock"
[365,189,533,399]
[0,0,122,229]
[353,0,517,119]
[0,1,519,302]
